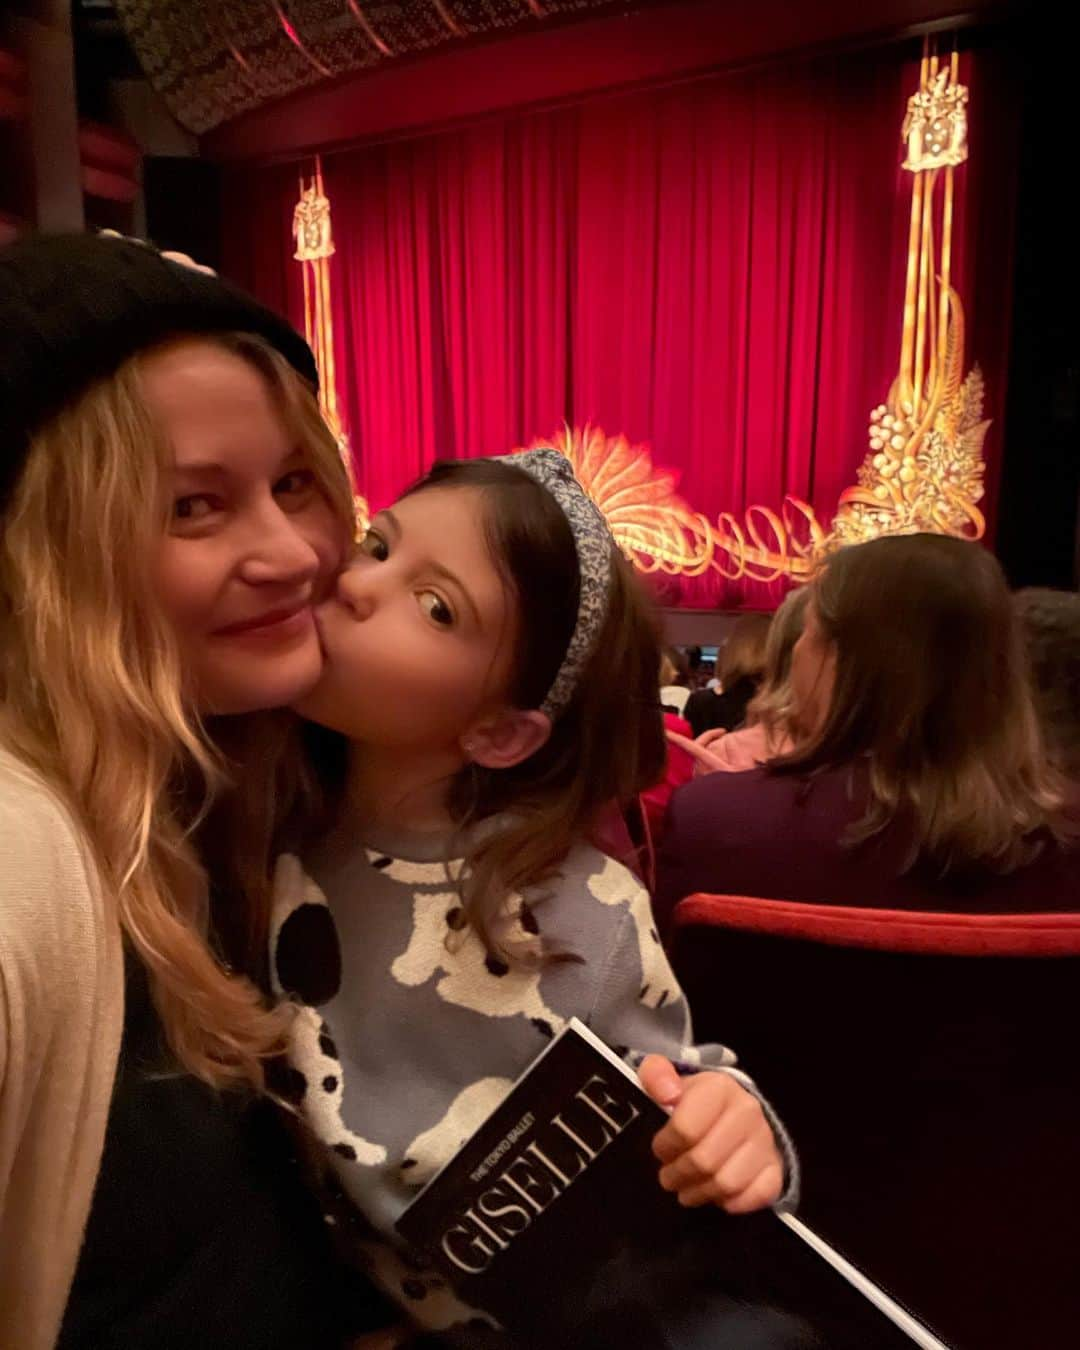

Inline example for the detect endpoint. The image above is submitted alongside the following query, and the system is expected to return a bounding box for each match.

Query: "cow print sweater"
[270,819,798,1337]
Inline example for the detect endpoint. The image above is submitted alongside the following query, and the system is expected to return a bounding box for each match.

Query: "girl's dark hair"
[773,533,1073,875]
[403,458,667,957]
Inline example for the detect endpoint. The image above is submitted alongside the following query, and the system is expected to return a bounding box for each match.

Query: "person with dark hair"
[684,614,771,737]
[660,646,692,715]
[263,451,796,1337]
[1014,587,1080,782]
[670,587,811,774]
[656,535,1079,928]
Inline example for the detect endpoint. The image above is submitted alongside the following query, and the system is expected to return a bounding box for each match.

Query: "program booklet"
[396,1019,951,1349]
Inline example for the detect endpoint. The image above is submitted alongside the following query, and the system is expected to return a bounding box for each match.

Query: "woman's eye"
[418,591,455,627]
[274,468,316,498]
[173,494,218,522]
[357,528,390,562]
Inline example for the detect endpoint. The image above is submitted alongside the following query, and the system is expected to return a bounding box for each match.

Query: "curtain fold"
[221,40,1017,608]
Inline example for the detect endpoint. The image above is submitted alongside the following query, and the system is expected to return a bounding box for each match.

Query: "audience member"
[656,535,1079,929]
[672,588,810,774]
[684,614,771,737]
[1015,587,1080,781]
[660,647,692,715]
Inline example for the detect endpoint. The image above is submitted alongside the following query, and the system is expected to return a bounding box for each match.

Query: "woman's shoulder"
[669,761,781,820]
[0,745,105,958]
[0,745,92,867]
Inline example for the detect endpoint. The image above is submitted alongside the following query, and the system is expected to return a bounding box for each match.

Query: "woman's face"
[146,341,347,715]
[789,594,837,737]
[296,485,515,750]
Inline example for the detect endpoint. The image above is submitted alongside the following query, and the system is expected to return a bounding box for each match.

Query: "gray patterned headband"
[494,448,614,720]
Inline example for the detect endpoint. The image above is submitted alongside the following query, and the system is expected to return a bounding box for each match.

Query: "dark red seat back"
[672,896,1080,1349]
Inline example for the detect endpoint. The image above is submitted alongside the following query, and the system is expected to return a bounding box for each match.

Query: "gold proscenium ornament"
[292,159,370,534]
[834,43,988,548]
[542,41,989,584]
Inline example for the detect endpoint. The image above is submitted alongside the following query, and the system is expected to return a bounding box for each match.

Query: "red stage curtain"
[221,40,1018,608]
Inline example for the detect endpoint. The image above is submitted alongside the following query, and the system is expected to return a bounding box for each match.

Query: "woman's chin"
[200,644,326,716]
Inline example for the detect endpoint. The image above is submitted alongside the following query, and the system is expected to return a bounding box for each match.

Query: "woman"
[656,534,1079,926]
[670,588,810,775]
[0,235,387,1349]
[683,613,771,738]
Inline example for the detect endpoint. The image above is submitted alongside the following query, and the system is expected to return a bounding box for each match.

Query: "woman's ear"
[462,709,552,770]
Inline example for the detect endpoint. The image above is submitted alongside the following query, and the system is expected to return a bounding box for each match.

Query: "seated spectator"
[684,614,771,737]
[659,647,692,715]
[672,588,810,773]
[1015,587,1080,781]
[656,535,1079,929]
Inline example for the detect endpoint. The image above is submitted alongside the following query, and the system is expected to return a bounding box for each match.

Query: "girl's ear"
[462,709,552,770]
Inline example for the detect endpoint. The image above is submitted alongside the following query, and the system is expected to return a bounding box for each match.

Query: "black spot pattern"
[446,905,466,932]
[319,1032,339,1059]
[400,1157,417,1170]
[275,903,342,1005]
[370,855,393,870]
[656,990,668,1009]
[650,927,661,943]
[401,1278,428,1301]
[322,1075,338,1093]
[520,904,540,935]
[531,1018,554,1039]
[640,985,649,1000]
[484,953,509,977]
[332,1143,358,1162]
[268,1063,307,1105]
[400,1246,431,1272]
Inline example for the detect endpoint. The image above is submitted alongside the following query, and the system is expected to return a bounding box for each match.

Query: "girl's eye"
[274,468,316,499]
[357,528,390,562]
[173,494,219,522]
[418,591,455,628]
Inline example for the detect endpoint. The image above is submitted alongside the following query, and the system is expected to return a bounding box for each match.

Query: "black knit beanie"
[0,233,319,511]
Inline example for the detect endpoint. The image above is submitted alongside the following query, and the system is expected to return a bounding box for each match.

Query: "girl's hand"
[665,728,727,777]
[638,1055,784,1213]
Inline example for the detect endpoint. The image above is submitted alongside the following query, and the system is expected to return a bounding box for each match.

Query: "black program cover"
[396,1019,949,1349]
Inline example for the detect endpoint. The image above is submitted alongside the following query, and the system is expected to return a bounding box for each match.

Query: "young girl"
[270,451,796,1337]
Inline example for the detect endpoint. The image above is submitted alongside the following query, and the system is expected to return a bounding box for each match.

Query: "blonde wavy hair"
[0,333,354,1090]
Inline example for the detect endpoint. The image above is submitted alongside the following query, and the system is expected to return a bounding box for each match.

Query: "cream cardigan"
[0,747,124,1350]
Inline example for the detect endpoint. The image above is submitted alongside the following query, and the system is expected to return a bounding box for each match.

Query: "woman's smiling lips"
[212,604,314,641]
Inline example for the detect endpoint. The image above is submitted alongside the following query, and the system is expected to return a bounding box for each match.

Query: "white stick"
[777,1211,952,1350]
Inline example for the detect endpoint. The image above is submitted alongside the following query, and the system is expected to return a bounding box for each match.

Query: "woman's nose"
[238,506,321,589]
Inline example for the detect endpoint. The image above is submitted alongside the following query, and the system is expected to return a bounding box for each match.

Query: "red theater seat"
[671,895,1080,1350]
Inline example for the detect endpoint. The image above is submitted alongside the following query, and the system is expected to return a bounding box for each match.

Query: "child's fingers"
[717,1160,785,1214]
[674,1157,784,1212]
[638,1054,685,1111]
[696,728,728,750]
[651,1070,744,1163]
[657,1092,763,1188]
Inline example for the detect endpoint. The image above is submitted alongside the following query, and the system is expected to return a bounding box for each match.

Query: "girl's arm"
[584,875,798,1213]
